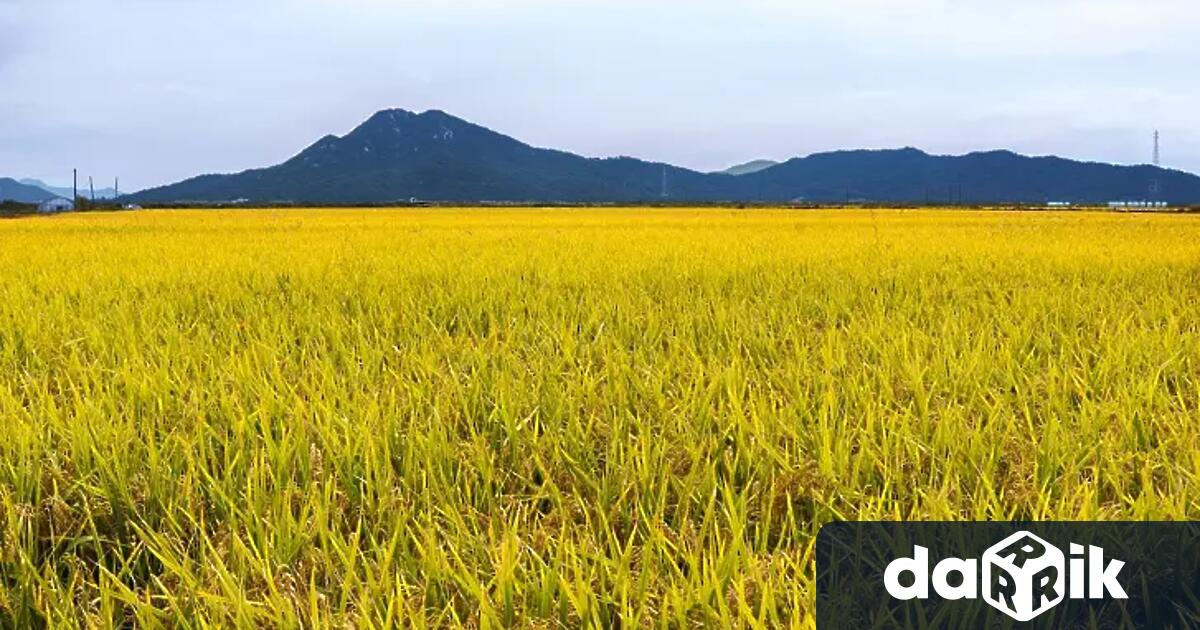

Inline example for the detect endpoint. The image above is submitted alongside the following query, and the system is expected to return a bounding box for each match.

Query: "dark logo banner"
[816,522,1200,629]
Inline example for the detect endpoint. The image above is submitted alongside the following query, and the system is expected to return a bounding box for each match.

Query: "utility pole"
[89,176,95,201]
[73,169,77,200]
[115,177,119,198]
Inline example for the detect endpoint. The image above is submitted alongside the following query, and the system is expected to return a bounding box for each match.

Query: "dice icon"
[982,531,1065,621]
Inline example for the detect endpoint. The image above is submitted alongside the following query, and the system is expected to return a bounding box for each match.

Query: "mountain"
[716,160,779,176]
[736,148,1200,204]
[20,178,120,200]
[128,109,1200,205]
[0,178,57,203]
[131,109,730,204]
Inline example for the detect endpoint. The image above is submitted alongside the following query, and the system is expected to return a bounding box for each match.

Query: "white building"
[1108,201,1169,210]
[37,197,74,213]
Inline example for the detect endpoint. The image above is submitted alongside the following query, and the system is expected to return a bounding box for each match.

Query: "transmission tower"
[1149,130,1162,199]
[660,165,668,199]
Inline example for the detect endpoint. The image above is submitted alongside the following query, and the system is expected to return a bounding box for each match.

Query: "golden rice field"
[1,208,1199,628]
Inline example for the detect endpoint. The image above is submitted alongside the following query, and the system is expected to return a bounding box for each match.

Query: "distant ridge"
[716,160,779,176]
[0,178,57,203]
[128,109,1200,204]
[20,178,119,200]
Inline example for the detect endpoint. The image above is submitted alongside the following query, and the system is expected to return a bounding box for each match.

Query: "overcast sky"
[1,0,1197,190]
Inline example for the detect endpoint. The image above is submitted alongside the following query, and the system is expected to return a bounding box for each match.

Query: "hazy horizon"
[2,0,1197,191]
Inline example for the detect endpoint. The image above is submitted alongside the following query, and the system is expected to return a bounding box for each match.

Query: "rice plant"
[0,208,1197,627]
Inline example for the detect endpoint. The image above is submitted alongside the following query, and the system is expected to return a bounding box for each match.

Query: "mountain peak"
[343,107,480,143]
[368,108,416,121]
[348,109,415,135]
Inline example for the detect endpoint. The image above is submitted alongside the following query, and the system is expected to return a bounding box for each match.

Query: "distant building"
[123,204,143,210]
[1047,201,1072,208]
[37,197,74,213]
[1108,201,1169,209]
